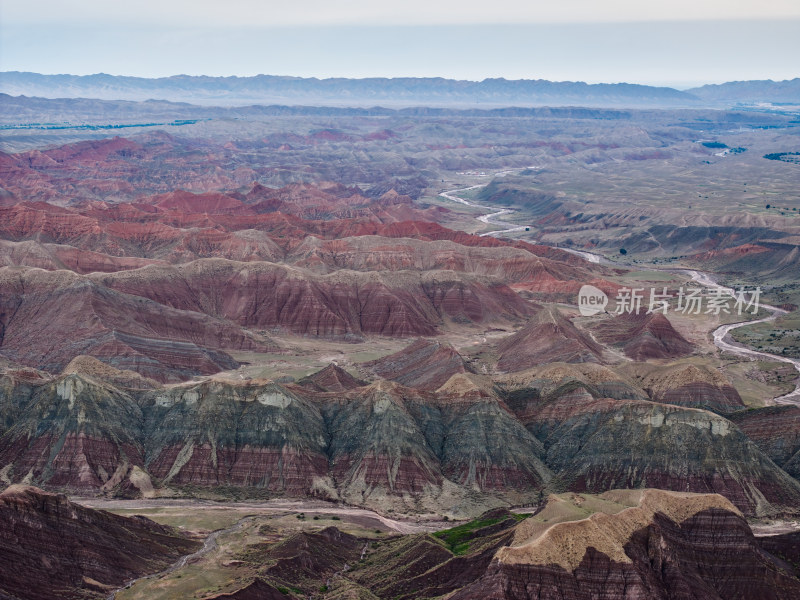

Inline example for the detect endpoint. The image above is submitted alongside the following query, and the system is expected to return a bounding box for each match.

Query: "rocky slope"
[589,309,695,360]
[730,405,800,480]
[322,379,551,511]
[0,257,536,381]
[0,373,145,492]
[363,338,470,391]
[2,368,797,518]
[92,259,533,339]
[685,242,800,283]
[217,490,800,599]
[497,306,603,372]
[0,485,199,600]
[453,489,800,599]
[620,362,745,414]
[0,266,273,382]
[524,391,799,515]
[297,363,365,392]
[140,380,330,494]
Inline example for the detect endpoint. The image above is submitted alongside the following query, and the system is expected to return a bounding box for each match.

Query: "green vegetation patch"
[731,309,800,359]
[764,152,800,164]
[433,513,527,555]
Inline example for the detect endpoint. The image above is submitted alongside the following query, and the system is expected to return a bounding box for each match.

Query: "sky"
[1,1,799,87]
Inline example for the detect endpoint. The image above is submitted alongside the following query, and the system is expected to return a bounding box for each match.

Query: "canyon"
[1,91,799,599]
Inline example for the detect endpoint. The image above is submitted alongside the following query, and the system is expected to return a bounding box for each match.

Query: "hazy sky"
[1,0,798,86]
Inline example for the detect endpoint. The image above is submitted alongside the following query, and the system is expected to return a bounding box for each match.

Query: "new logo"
[578,285,608,316]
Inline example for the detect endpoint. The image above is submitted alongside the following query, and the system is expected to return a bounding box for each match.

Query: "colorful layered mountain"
[363,338,470,391]
[497,306,604,372]
[141,381,330,494]
[589,309,694,360]
[2,367,795,518]
[525,391,799,515]
[0,485,199,600]
[453,489,800,600]
[730,405,800,480]
[0,373,145,492]
[0,266,273,382]
[620,362,745,413]
[297,363,365,392]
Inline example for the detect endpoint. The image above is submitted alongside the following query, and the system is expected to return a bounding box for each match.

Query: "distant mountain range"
[689,79,800,104]
[0,72,798,109]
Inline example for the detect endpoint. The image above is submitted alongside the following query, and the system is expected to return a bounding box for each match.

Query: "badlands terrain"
[0,87,799,598]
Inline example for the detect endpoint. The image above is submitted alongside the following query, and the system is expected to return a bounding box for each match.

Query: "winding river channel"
[439,178,800,406]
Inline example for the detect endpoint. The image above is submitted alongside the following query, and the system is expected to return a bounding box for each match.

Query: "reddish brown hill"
[364,339,470,390]
[151,189,250,214]
[453,490,800,600]
[0,202,104,246]
[621,362,745,414]
[497,306,603,372]
[297,363,365,392]
[0,191,604,291]
[0,135,242,203]
[590,309,695,360]
[0,239,163,274]
[207,580,288,600]
[686,241,800,283]
[730,406,800,479]
[0,254,532,381]
[0,266,273,381]
[285,235,596,285]
[0,485,199,600]
[92,259,532,338]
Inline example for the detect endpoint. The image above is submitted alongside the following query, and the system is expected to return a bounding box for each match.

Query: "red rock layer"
[451,509,800,600]
[298,363,366,392]
[730,406,800,478]
[590,309,694,360]
[0,184,600,280]
[331,452,444,495]
[657,381,744,414]
[364,338,469,391]
[147,445,330,494]
[92,260,531,339]
[497,306,603,372]
[0,485,199,600]
[207,579,289,600]
[0,267,273,381]
[1,433,143,491]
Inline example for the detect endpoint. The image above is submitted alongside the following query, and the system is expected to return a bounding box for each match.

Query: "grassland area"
[732,310,800,359]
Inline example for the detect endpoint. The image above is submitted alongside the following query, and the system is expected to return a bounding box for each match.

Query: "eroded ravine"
[440,180,800,405]
[106,515,257,600]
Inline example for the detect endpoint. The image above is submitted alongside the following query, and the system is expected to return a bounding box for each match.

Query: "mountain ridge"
[4,72,799,108]
[0,71,702,108]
